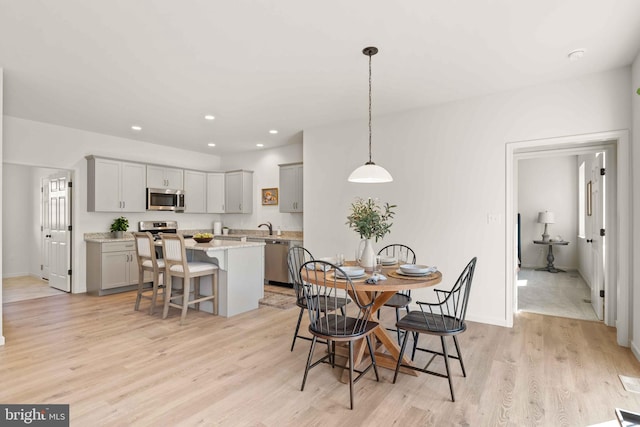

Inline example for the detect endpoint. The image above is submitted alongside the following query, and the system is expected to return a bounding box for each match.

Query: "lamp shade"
[348,163,393,183]
[537,211,555,224]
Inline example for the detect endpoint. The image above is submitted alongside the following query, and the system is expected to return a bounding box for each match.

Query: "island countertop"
[153,238,265,251]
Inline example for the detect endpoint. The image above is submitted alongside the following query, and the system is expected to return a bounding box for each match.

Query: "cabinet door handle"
[239,204,242,211]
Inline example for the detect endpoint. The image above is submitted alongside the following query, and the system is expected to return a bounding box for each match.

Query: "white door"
[48,172,72,292]
[41,178,51,280]
[590,153,605,320]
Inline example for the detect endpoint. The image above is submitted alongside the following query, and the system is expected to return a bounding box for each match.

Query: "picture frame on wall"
[262,188,278,205]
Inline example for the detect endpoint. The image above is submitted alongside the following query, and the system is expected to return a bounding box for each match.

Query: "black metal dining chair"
[299,260,379,410]
[392,257,477,402]
[287,246,349,351]
[377,244,417,343]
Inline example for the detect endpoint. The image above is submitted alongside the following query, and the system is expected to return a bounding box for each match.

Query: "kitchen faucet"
[258,222,273,235]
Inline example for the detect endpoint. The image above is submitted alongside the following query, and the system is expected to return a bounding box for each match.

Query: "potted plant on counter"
[346,198,396,270]
[110,216,129,239]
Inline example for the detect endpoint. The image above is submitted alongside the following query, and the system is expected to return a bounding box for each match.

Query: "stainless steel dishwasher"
[263,239,291,284]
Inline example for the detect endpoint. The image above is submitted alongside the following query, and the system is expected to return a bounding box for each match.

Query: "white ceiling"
[1,0,639,154]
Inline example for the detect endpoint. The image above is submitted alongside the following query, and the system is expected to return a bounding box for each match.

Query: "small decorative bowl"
[193,237,213,243]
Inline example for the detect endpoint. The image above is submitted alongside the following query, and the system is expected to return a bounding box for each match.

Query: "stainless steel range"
[138,220,178,240]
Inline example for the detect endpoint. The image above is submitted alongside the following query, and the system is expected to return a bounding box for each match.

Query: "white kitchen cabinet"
[279,162,303,213]
[86,240,150,295]
[87,156,146,212]
[183,170,207,213]
[147,165,184,190]
[225,170,253,213]
[207,172,225,213]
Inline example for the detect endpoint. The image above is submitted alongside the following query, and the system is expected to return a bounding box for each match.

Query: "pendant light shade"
[348,46,393,183]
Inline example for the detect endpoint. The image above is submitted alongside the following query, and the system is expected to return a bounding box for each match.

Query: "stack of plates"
[380,256,397,266]
[396,264,436,277]
[335,266,366,279]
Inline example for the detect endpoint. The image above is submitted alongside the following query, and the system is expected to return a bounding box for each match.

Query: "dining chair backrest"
[288,246,314,304]
[299,260,373,338]
[160,234,189,272]
[417,257,477,333]
[134,232,156,261]
[377,244,416,264]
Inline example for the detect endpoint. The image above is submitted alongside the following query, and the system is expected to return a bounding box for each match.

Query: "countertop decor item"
[110,216,129,238]
[193,232,213,243]
[348,46,393,183]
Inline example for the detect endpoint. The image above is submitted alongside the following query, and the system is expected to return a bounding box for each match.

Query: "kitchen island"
[156,238,265,317]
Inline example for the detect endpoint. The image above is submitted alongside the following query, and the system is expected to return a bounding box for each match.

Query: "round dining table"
[303,262,442,377]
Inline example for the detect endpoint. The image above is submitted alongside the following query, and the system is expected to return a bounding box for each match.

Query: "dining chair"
[299,260,379,410]
[133,232,166,315]
[377,244,417,343]
[161,234,219,325]
[287,246,349,351]
[392,257,477,402]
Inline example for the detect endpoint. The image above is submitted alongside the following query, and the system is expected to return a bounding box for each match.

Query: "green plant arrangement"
[346,197,396,242]
[110,216,129,232]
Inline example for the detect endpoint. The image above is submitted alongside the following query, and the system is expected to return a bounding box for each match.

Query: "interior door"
[48,172,72,292]
[41,178,51,280]
[590,153,605,320]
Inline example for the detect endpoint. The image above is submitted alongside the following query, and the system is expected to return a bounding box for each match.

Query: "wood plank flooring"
[2,276,66,303]
[1,291,640,426]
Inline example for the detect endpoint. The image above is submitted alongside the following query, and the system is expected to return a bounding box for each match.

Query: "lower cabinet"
[86,241,152,295]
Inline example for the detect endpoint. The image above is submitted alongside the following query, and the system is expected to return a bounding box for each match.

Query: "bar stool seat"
[133,232,166,315]
[161,234,219,325]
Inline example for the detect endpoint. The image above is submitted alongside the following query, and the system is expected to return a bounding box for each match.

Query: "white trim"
[0,336,4,346]
[506,130,630,346]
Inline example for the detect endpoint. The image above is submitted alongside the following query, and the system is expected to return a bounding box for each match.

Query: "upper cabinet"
[225,170,253,214]
[183,170,207,213]
[87,156,146,212]
[279,162,303,213]
[207,172,225,213]
[147,165,184,190]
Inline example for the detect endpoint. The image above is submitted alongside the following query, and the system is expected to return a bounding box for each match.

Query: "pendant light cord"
[368,53,373,163]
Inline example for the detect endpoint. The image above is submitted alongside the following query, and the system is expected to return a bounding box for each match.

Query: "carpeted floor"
[259,284,297,310]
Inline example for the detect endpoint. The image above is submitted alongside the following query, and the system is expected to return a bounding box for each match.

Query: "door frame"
[506,130,630,347]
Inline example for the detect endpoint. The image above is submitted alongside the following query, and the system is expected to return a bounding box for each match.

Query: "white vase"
[359,238,376,272]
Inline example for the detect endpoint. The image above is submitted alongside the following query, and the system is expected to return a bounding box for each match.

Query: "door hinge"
[600,228,605,236]
[41,186,44,193]
[68,181,73,187]
[41,225,43,232]
[599,290,605,298]
[68,225,72,231]
[40,264,43,271]
[68,269,72,276]
[600,168,606,176]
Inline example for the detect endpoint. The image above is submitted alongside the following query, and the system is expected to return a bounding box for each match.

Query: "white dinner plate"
[336,272,366,280]
[380,256,397,265]
[335,266,365,278]
[395,268,429,277]
[399,264,431,275]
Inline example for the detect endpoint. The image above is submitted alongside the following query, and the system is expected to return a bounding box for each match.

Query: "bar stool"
[161,234,219,325]
[133,232,166,315]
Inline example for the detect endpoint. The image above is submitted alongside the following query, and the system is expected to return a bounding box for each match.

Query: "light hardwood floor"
[2,276,66,303]
[1,291,640,426]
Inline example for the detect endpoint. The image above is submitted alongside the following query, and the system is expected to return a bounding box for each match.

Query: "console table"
[533,240,569,273]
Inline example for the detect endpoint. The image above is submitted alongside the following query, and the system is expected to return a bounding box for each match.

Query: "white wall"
[1,68,4,346]
[2,116,224,293]
[631,51,640,360]
[518,156,578,270]
[1,164,34,277]
[221,143,303,232]
[304,67,632,327]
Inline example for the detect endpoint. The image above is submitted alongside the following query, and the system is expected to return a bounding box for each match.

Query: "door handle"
[586,239,593,243]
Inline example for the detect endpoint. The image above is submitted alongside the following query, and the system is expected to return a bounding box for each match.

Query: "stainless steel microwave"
[146,188,185,212]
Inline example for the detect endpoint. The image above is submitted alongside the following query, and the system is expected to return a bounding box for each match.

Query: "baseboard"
[631,339,640,362]
[465,313,510,328]
[0,335,5,346]
[1,272,31,279]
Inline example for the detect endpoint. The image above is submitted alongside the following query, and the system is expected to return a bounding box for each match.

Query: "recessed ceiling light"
[256,143,264,147]
[204,115,215,120]
[207,143,216,147]
[567,49,586,61]
[269,129,278,134]
[131,125,142,131]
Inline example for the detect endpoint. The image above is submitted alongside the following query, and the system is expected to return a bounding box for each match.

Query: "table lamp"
[537,211,555,242]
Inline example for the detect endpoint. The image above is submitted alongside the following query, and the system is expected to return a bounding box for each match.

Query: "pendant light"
[348,46,393,183]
